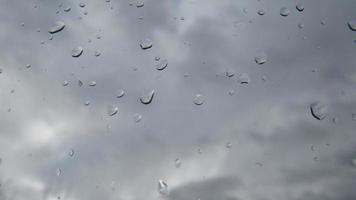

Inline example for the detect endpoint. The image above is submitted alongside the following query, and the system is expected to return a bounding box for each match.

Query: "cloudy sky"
[0,0,356,199]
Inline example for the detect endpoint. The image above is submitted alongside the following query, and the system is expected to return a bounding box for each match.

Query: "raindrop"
[62,80,69,86]
[310,145,315,151]
[193,94,205,105]
[25,64,31,68]
[352,158,356,166]
[225,69,235,77]
[72,47,83,57]
[225,142,232,148]
[68,149,75,157]
[280,7,290,17]
[310,101,327,120]
[79,3,86,7]
[0,69,3,74]
[133,113,142,123]
[64,7,71,12]
[257,9,265,15]
[56,168,61,176]
[136,1,144,7]
[228,89,235,96]
[84,100,90,106]
[237,73,250,84]
[197,148,203,154]
[116,89,125,98]
[175,158,182,168]
[158,179,169,196]
[94,50,101,57]
[156,59,168,71]
[107,105,119,116]
[352,113,356,121]
[78,80,83,87]
[255,53,267,65]
[140,38,153,50]
[348,21,356,31]
[155,56,160,61]
[139,89,155,104]
[296,3,304,12]
[298,23,304,29]
[49,21,65,34]
[89,81,97,86]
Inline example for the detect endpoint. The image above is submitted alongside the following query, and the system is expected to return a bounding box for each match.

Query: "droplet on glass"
[133,113,142,123]
[94,50,101,57]
[140,38,153,50]
[56,168,61,176]
[79,3,86,7]
[68,149,75,157]
[64,7,71,12]
[175,158,182,168]
[237,73,250,84]
[116,89,125,98]
[136,1,144,7]
[348,21,356,31]
[296,3,304,12]
[228,89,235,96]
[156,59,168,71]
[255,53,267,65]
[158,179,169,196]
[139,89,155,104]
[155,56,160,61]
[107,105,119,116]
[257,9,265,15]
[225,142,232,148]
[84,100,90,106]
[352,158,356,166]
[62,80,69,86]
[72,47,83,57]
[49,21,65,34]
[89,81,96,86]
[298,23,304,29]
[225,69,235,77]
[352,113,356,121]
[25,64,31,68]
[193,94,205,105]
[310,101,327,120]
[280,7,290,17]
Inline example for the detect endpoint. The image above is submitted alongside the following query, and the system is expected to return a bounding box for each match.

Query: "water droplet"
[84,100,90,106]
[64,7,71,12]
[175,158,182,168]
[348,21,356,31]
[228,89,235,96]
[257,9,265,15]
[156,59,168,70]
[310,101,327,120]
[310,145,315,151]
[158,179,169,196]
[197,148,203,154]
[25,64,31,68]
[280,7,290,17]
[79,3,86,7]
[225,69,235,77]
[237,73,250,84]
[155,56,160,61]
[352,113,356,121]
[225,142,232,148]
[352,158,356,166]
[94,50,101,57]
[49,21,65,34]
[139,89,155,104]
[255,53,267,65]
[193,94,205,105]
[0,69,3,74]
[62,80,69,86]
[298,23,304,29]
[107,105,119,116]
[68,149,75,157]
[89,81,96,86]
[296,3,304,12]
[133,113,142,123]
[56,168,61,176]
[136,1,144,7]
[140,39,153,50]
[78,80,83,87]
[116,89,125,98]
[72,47,83,57]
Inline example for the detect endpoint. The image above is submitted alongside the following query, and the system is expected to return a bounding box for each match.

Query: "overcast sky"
[0,0,356,200]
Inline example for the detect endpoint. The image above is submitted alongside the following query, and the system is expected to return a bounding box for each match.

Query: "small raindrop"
[78,80,83,87]
[107,105,119,116]
[352,158,356,166]
[84,100,90,106]
[116,89,125,98]
[68,149,75,157]
[175,158,182,168]
[257,9,265,15]
[255,53,267,65]
[94,50,101,57]
[193,94,205,105]
[158,179,169,196]
[310,101,327,120]
[156,59,168,71]
[298,23,304,29]
[228,89,235,96]
[56,168,61,176]
[136,1,144,7]
[49,21,65,34]
[133,113,142,123]
[280,7,290,17]
[89,81,97,86]
[79,3,86,7]
[25,64,31,68]
[348,21,356,31]
[197,148,203,154]
[64,7,71,12]
[140,38,153,50]
[225,69,235,77]
[72,47,83,57]
[155,56,160,61]
[237,73,250,84]
[296,3,304,12]
[225,142,232,149]
[0,69,3,74]
[62,80,69,86]
[139,89,155,104]
[352,113,356,121]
